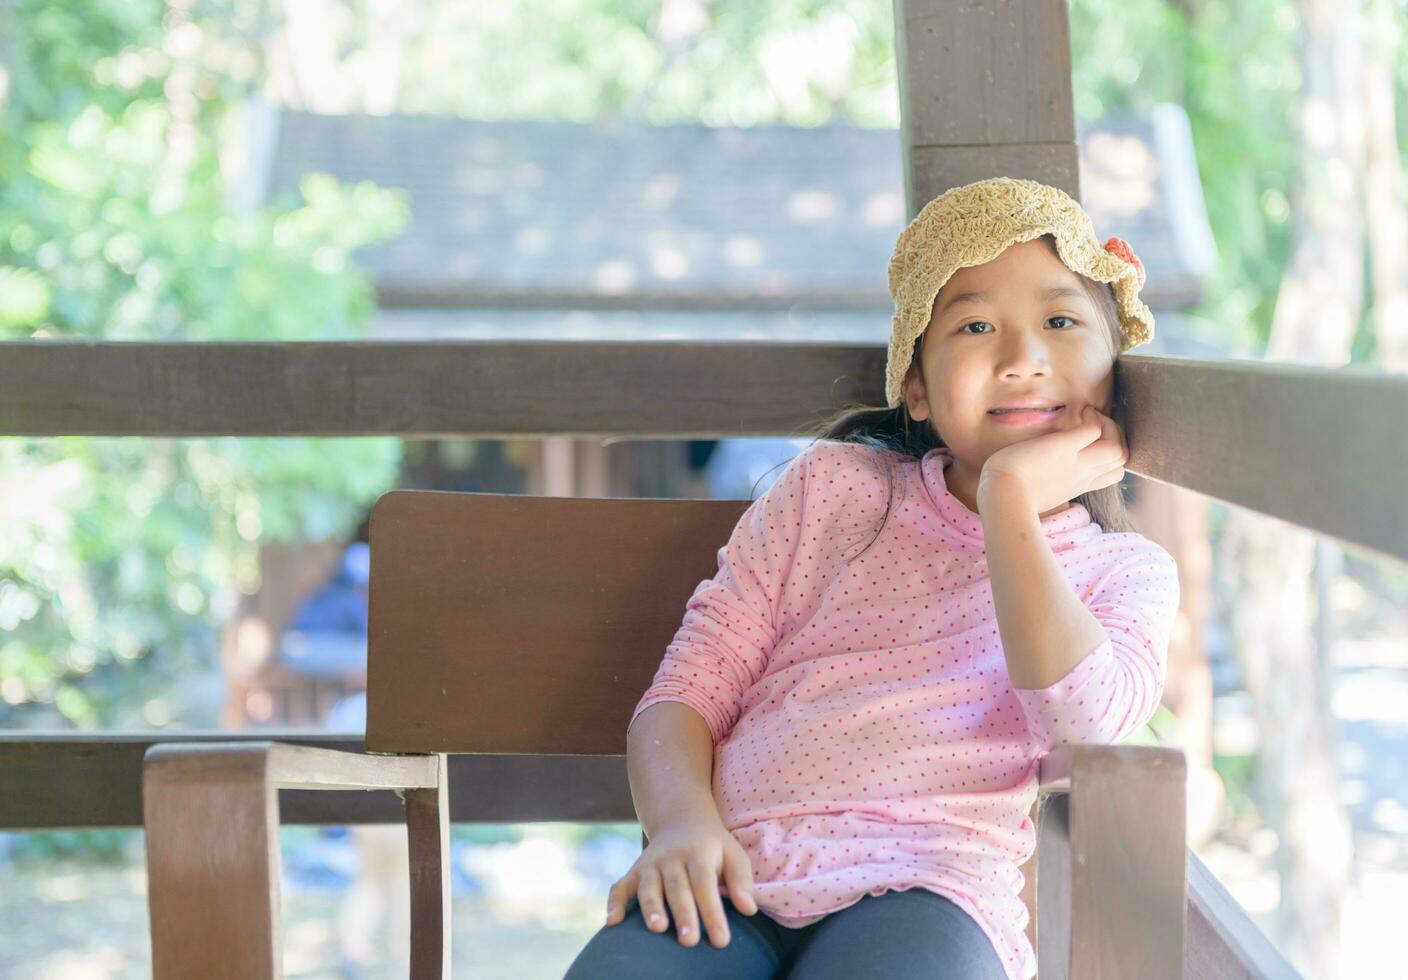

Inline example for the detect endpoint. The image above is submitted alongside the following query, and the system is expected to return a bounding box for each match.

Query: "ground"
[0,840,614,979]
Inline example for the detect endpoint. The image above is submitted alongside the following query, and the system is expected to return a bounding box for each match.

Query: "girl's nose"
[995,335,1053,373]
[1003,355,1052,371]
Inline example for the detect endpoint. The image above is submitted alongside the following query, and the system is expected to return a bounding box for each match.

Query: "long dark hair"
[751,233,1139,560]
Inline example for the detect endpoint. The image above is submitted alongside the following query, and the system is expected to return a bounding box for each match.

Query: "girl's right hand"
[604,814,759,949]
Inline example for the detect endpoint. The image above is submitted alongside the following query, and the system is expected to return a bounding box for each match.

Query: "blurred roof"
[252,101,1217,321]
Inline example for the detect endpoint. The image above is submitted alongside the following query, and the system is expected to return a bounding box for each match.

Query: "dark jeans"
[563,887,1009,979]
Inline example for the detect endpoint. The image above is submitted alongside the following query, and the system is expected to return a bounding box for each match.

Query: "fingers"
[604,867,638,925]
[1065,405,1103,448]
[661,862,702,946]
[1095,463,1126,489]
[635,864,671,935]
[608,840,754,949]
[1084,406,1129,464]
[1094,406,1128,459]
[687,855,732,948]
[722,846,758,916]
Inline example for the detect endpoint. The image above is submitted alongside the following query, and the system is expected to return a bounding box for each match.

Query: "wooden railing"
[2,341,1402,562]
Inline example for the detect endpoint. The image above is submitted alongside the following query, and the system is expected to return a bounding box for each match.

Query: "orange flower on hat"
[1102,236,1146,290]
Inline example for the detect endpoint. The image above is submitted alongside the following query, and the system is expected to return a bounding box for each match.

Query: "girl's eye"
[958,316,1078,335]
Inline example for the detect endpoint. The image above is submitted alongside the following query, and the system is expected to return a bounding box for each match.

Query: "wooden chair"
[143,487,1190,979]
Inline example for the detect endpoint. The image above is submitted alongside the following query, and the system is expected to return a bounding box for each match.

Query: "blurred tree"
[0,0,408,728]
[255,0,1405,365]
[1215,0,1403,971]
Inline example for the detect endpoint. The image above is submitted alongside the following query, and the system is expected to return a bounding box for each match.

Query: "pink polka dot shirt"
[628,439,1181,980]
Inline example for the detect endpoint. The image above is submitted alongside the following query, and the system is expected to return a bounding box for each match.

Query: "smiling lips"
[988,405,1065,426]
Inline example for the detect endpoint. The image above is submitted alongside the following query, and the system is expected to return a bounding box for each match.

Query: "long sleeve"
[628,443,815,746]
[1011,541,1181,751]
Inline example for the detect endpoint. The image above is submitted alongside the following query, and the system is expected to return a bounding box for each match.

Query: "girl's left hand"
[977,405,1128,515]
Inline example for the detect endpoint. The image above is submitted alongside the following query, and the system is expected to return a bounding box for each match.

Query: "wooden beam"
[1185,848,1303,979]
[908,143,1081,211]
[1119,353,1408,562]
[0,343,1403,558]
[894,0,1079,214]
[0,339,884,439]
[0,733,634,830]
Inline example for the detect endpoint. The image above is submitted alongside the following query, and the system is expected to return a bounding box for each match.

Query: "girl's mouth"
[987,405,1064,426]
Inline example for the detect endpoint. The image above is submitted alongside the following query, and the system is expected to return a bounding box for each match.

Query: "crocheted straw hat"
[884,176,1155,409]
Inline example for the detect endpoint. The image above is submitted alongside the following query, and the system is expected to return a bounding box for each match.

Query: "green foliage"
[1212,752,1263,825]
[0,0,408,728]
[370,0,1402,362]
[451,824,527,846]
[390,0,899,127]
[1120,702,1182,747]
[5,829,140,864]
[1069,0,1302,357]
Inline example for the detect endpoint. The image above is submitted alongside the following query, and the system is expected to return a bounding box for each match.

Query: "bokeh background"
[2,1,1405,977]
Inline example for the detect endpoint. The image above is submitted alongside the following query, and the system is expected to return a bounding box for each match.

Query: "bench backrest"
[363,485,1047,947]
[364,488,752,755]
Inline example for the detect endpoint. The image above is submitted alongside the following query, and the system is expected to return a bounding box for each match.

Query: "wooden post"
[892,0,1080,214]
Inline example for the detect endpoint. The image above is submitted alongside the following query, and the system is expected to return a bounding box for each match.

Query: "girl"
[564,176,1181,980]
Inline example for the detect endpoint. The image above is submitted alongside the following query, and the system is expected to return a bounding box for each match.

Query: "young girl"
[565,176,1181,980]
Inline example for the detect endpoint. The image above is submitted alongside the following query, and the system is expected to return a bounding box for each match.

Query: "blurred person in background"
[278,541,410,976]
[703,438,811,499]
[276,542,371,684]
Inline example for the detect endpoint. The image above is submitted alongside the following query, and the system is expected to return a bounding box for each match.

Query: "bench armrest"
[143,741,450,980]
[1035,741,1185,794]
[145,740,440,791]
[1030,742,1187,980]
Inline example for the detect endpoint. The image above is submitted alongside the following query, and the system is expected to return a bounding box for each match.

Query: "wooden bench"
[144,486,1206,979]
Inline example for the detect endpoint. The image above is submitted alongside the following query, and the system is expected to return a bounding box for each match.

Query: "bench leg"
[144,745,281,980]
[405,753,451,979]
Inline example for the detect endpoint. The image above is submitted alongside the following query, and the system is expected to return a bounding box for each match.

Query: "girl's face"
[902,238,1116,512]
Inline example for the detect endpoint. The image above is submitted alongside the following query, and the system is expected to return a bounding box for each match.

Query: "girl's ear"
[904,375,930,422]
